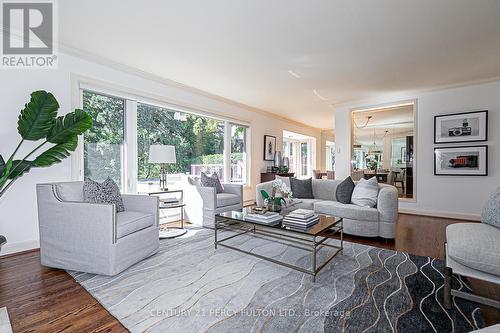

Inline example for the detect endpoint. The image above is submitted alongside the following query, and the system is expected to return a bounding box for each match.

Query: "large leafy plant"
[0,91,93,198]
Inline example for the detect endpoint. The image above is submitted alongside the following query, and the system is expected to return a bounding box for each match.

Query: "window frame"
[72,81,251,192]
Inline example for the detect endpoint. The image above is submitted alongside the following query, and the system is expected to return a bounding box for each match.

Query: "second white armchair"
[183,177,243,228]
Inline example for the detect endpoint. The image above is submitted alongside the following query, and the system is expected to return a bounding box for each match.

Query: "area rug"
[69,229,485,333]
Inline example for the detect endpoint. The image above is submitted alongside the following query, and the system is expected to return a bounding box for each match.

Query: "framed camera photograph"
[434,110,488,144]
[263,135,277,161]
[434,145,488,176]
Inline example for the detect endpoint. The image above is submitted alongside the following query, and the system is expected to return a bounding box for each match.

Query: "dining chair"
[386,171,396,186]
[394,169,405,193]
[313,170,322,179]
[326,171,335,180]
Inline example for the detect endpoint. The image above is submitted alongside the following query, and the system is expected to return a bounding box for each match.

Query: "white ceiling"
[59,0,500,129]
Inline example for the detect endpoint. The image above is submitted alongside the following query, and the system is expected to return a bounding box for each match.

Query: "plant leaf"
[17,91,59,141]
[8,160,32,179]
[260,190,269,199]
[33,136,78,167]
[0,155,4,176]
[46,109,93,144]
[0,158,12,189]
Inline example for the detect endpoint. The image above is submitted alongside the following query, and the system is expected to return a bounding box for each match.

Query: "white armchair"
[184,178,243,228]
[36,182,159,276]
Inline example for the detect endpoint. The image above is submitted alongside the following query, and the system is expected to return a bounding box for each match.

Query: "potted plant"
[0,90,93,252]
[260,179,293,212]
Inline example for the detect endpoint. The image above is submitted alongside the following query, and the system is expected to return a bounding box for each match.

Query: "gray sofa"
[36,182,160,276]
[256,178,399,239]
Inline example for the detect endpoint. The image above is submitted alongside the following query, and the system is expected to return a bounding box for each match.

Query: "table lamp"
[149,145,176,191]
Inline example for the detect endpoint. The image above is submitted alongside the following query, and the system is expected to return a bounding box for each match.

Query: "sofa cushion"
[116,211,155,239]
[336,177,355,204]
[314,201,379,222]
[55,182,84,202]
[447,223,500,276]
[84,178,125,212]
[290,177,314,199]
[312,179,339,201]
[282,199,320,212]
[217,193,240,207]
[351,177,379,208]
[481,186,500,228]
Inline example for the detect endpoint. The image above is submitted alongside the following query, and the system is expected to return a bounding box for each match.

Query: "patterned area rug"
[69,229,484,333]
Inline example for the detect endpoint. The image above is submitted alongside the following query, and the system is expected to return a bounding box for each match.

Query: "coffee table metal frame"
[214,213,343,282]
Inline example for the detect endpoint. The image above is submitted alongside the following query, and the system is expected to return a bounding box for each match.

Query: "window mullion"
[125,99,138,194]
[223,121,231,183]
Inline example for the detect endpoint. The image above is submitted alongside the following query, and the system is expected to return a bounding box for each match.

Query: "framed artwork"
[434,145,488,176]
[263,135,277,161]
[434,110,488,144]
[401,147,407,163]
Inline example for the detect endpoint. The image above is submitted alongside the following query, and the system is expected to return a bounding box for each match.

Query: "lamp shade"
[148,145,176,164]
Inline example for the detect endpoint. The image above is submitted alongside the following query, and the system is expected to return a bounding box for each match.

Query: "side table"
[149,190,187,239]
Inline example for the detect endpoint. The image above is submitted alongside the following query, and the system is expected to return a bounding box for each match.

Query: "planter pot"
[0,196,6,252]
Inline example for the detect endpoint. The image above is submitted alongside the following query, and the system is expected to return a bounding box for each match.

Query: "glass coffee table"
[215,208,343,282]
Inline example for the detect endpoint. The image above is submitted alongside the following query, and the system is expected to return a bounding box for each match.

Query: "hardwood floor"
[1,214,499,332]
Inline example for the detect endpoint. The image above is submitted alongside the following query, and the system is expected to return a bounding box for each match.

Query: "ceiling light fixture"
[313,89,328,101]
[287,70,301,79]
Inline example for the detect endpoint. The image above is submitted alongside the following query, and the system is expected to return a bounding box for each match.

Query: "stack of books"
[160,197,180,207]
[282,209,319,231]
[244,211,283,226]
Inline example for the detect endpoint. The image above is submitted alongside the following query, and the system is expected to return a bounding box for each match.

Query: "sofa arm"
[255,181,273,207]
[196,186,217,210]
[122,194,159,226]
[36,184,116,245]
[377,185,399,223]
[222,184,243,201]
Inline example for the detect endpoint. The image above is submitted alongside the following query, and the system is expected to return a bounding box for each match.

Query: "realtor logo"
[1,0,58,68]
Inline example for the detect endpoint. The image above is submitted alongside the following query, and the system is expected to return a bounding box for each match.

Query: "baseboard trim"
[399,208,480,221]
[0,240,40,257]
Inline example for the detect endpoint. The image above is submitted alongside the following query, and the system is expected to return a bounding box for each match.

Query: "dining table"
[363,170,399,183]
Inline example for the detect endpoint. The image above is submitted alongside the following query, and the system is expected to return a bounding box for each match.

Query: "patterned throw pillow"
[200,172,224,193]
[482,186,500,228]
[351,177,379,208]
[83,178,125,212]
[336,176,355,204]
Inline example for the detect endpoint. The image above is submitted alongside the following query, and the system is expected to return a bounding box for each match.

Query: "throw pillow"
[289,177,314,199]
[200,172,224,193]
[482,186,500,228]
[83,178,125,212]
[336,176,355,204]
[351,177,379,208]
[275,175,291,188]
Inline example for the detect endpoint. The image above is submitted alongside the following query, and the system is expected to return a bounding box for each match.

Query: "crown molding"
[59,45,326,132]
[331,75,500,110]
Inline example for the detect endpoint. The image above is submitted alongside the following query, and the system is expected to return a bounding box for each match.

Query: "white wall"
[335,80,500,220]
[0,52,322,255]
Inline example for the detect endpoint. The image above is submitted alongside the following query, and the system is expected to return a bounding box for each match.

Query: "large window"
[282,130,315,178]
[230,124,248,184]
[83,91,125,190]
[137,103,225,192]
[325,141,335,171]
[81,88,249,194]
